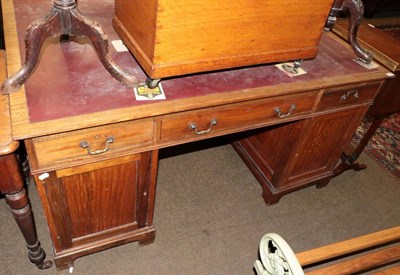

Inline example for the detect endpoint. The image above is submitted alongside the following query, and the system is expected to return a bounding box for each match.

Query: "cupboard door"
[284,108,367,186]
[234,107,368,204]
[34,151,158,253]
[233,121,308,185]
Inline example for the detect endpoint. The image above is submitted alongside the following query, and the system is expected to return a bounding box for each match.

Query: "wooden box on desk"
[113,0,335,79]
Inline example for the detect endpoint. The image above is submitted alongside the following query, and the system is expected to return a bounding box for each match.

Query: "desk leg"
[0,153,53,269]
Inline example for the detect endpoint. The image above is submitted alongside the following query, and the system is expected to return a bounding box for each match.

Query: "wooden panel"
[60,161,139,241]
[233,106,369,204]
[316,83,380,112]
[30,119,154,172]
[286,108,367,185]
[114,0,334,78]
[36,171,74,251]
[237,121,308,183]
[34,151,159,252]
[159,91,317,144]
[113,0,157,71]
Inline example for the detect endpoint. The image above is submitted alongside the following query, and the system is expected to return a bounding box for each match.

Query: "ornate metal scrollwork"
[254,233,304,275]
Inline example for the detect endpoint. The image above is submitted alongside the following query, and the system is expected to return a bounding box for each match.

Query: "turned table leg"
[0,152,53,269]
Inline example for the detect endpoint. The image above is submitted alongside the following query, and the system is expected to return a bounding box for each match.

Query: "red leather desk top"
[13,0,376,123]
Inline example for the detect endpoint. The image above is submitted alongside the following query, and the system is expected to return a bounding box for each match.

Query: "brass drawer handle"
[274,104,296,118]
[340,89,359,101]
[188,118,217,135]
[79,136,115,155]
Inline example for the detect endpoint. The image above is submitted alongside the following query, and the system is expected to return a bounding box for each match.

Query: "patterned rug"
[352,114,400,181]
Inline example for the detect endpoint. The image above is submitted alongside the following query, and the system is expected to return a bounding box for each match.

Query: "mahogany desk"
[0,0,392,270]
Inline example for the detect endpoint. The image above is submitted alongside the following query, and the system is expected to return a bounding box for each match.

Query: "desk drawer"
[159,91,317,143]
[316,83,380,112]
[29,119,154,172]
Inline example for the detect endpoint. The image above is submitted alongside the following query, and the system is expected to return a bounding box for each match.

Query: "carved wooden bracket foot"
[325,0,372,64]
[1,0,138,94]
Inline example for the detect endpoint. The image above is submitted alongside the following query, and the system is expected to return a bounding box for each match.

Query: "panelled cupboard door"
[233,106,368,205]
[34,151,158,253]
[283,108,367,186]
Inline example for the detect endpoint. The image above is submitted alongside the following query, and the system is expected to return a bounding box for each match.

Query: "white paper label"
[38,173,50,180]
[134,83,166,101]
[111,40,129,52]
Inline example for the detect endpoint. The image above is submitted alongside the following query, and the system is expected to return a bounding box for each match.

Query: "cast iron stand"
[325,0,372,63]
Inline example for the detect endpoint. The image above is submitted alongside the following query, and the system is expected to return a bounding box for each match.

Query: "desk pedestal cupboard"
[1,0,392,270]
[233,87,375,204]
